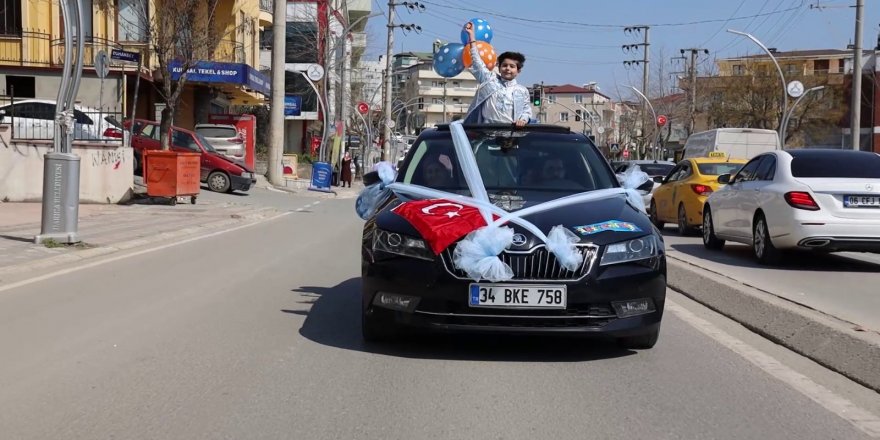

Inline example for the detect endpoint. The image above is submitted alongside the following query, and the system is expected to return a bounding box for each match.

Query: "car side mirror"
[363,170,380,186]
[652,175,664,184]
[717,174,731,185]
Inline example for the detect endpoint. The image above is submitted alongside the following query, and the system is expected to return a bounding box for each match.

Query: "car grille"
[440,243,598,282]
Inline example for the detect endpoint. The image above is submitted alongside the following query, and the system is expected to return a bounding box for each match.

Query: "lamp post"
[780,85,824,147]
[629,85,658,160]
[727,29,788,145]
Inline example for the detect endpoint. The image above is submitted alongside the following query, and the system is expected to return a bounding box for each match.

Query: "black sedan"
[361,124,667,349]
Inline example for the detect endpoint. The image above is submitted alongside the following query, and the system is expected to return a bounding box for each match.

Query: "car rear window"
[791,152,880,178]
[636,164,674,176]
[698,163,743,176]
[197,127,237,138]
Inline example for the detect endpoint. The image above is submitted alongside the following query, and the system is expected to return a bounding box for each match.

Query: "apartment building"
[0,0,271,129]
[534,84,617,146]
[401,60,477,133]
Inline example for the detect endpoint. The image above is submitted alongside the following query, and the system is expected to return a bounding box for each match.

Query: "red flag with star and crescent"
[392,199,495,254]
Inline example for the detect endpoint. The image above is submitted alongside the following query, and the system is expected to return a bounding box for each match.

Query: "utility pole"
[623,25,650,159]
[850,0,864,150]
[442,78,448,123]
[679,48,709,135]
[382,1,424,161]
[267,0,287,185]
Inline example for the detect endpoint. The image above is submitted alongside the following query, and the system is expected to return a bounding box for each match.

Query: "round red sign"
[622,149,630,159]
[357,102,369,115]
[657,114,668,126]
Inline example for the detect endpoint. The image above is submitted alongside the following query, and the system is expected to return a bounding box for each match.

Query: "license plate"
[468,284,567,309]
[844,195,880,208]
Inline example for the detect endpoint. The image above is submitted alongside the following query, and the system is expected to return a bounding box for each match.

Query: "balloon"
[432,43,466,78]
[460,18,493,44]
[462,41,497,70]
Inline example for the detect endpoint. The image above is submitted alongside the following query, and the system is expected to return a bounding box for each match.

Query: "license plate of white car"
[468,284,567,309]
[844,195,880,208]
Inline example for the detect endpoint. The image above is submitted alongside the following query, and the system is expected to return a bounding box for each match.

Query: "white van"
[682,128,779,160]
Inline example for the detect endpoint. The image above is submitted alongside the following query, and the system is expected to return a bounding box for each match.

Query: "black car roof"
[432,123,572,133]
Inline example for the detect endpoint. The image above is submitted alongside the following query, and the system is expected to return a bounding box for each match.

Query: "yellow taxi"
[649,153,747,235]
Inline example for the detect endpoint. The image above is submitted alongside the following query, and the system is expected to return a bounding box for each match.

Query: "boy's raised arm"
[465,23,494,83]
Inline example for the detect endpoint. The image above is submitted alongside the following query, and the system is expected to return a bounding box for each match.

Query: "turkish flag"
[392,199,495,254]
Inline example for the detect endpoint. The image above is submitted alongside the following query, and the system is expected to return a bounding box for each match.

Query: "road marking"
[668,300,880,438]
[265,186,288,194]
[0,211,292,294]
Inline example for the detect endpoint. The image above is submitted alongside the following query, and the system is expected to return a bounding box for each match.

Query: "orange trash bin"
[143,150,201,205]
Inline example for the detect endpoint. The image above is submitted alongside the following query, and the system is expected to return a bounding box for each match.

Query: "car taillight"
[228,136,244,143]
[103,128,123,138]
[691,184,713,196]
[785,191,820,211]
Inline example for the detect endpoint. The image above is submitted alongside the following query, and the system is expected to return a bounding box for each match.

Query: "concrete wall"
[0,124,133,203]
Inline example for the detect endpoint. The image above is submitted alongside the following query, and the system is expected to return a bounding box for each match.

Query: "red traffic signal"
[657,114,668,126]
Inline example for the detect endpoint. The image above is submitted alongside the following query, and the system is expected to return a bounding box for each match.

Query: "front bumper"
[230,173,256,192]
[362,254,666,337]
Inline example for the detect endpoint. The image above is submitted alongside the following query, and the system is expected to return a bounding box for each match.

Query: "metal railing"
[259,0,274,13]
[213,39,245,64]
[0,30,53,66]
[0,96,123,141]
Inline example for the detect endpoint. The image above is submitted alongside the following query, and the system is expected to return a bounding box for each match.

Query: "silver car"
[194,124,245,160]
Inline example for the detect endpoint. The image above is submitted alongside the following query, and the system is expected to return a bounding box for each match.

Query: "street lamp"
[780,85,824,147]
[727,29,788,145]
[629,85,659,160]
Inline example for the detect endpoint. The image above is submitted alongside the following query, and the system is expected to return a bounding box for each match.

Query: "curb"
[0,207,280,279]
[667,256,880,392]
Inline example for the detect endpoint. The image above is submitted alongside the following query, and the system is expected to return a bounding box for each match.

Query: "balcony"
[212,39,245,64]
[259,0,274,25]
[351,32,367,49]
[1,31,149,69]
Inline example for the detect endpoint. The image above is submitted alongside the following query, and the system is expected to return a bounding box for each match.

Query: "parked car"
[614,160,676,207]
[0,99,116,141]
[360,124,667,349]
[702,149,880,264]
[650,155,747,235]
[109,119,255,193]
[194,123,245,160]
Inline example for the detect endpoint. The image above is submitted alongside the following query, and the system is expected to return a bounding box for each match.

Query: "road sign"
[386,119,396,129]
[110,48,140,64]
[306,64,325,81]
[787,80,804,98]
[597,126,605,134]
[622,149,630,159]
[610,143,620,153]
[94,50,110,79]
[657,114,668,126]
[357,102,369,115]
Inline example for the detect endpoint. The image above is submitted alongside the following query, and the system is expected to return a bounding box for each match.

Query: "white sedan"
[702,149,880,264]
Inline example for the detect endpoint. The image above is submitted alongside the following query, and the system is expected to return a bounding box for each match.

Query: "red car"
[109,119,256,193]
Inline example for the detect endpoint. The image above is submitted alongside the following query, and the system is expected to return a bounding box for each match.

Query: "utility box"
[144,150,201,205]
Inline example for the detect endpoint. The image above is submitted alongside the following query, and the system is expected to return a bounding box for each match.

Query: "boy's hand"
[515,119,527,128]
[465,22,475,42]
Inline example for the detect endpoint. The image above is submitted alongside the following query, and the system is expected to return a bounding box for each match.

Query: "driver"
[540,157,566,182]
[420,154,454,188]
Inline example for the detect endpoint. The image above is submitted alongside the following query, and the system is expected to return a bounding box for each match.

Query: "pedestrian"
[462,22,532,126]
[340,151,353,188]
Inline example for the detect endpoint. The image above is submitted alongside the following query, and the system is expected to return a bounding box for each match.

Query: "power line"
[699,0,748,47]
[419,0,804,28]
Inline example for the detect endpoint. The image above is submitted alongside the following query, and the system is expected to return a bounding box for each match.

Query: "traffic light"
[531,87,542,106]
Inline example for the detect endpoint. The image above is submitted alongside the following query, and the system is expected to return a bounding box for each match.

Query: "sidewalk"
[0,198,281,279]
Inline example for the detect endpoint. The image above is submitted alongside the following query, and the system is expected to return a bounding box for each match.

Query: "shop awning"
[169,60,270,96]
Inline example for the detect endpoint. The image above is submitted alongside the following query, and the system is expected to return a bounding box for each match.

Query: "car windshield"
[195,133,218,153]
[399,128,617,195]
[791,152,880,178]
[698,162,743,176]
[634,163,674,177]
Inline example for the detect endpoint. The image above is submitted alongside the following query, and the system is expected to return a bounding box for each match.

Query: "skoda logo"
[511,233,528,247]
[867,184,874,191]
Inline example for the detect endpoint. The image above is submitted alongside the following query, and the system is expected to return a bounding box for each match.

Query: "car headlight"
[600,235,661,266]
[240,172,253,179]
[372,229,433,261]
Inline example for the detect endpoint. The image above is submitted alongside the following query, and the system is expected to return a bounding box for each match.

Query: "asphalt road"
[1,191,878,439]
[658,225,880,332]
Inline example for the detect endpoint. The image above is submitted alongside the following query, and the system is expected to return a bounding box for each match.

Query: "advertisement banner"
[284,95,302,116]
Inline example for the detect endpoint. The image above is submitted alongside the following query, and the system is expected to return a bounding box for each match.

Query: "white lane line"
[265,186,288,194]
[668,300,880,438]
[0,212,293,294]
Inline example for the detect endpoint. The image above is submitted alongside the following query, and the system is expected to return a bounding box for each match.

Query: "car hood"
[375,193,655,248]
[212,152,252,172]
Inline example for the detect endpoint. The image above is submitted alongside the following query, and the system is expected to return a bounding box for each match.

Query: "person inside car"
[463,22,532,127]
[420,154,455,188]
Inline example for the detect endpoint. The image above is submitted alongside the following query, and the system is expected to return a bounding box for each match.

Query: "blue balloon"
[432,43,465,78]
[460,17,493,45]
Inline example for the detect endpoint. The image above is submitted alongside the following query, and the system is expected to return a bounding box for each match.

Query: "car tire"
[362,307,397,342]
[617,327,660,350]
[677,204,695,236]
[753,212,782,265]
[207,171,231,193]
[702,207,725,250]
[649,200,664,229]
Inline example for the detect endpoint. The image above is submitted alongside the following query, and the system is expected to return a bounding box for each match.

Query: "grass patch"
[41,239,95,249]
